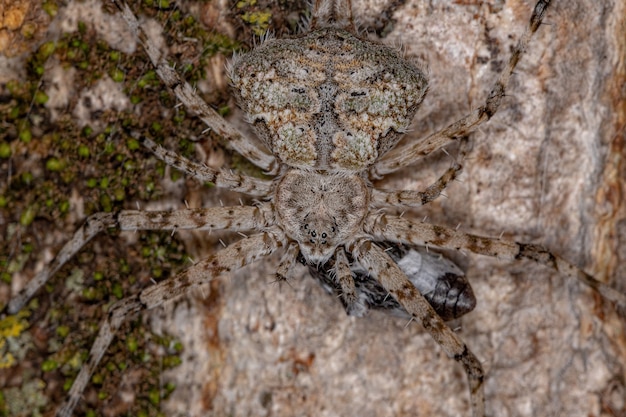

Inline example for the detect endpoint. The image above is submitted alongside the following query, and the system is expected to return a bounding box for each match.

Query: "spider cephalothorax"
[275,170,369,262]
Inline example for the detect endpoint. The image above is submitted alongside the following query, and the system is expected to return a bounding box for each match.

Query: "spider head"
[299,213,339,261]
[275,169,368,263]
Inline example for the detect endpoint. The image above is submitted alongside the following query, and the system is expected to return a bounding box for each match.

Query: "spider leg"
[333,246,362,315]
[350,239,485,417]
[370,0,551,177]
[310,0,355,31]
[365,214,626,308]
[55,231,282,417]
[112,0,278,174]
[143,138,272,196]
[275,241,299,281]
[370,161,462,208]
[5,205,272,314]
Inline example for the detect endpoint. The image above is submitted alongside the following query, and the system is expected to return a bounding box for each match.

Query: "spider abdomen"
[230,27,428,171]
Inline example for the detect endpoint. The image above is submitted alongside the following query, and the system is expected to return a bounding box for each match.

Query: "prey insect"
[2,0,625,416]
[307,242,477,321]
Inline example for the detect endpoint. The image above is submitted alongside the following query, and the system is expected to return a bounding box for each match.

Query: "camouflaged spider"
[3,0,626,416]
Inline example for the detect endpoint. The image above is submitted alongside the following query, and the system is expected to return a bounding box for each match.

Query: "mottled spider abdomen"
[230,28,428,171]
[308,244,476,321]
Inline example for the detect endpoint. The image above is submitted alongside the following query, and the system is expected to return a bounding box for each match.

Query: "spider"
[2,0,625,416]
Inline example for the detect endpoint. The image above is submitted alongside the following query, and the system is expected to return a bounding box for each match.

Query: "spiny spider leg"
[350,240,485,417]
[365,214,626,308]
[112,0,278,174]
[55,231,283,417]
[5,205,272,314]
[143,138,272,196]
[372,137,468,207]
[275,242,300,281]
[310,0,355,30]
[370,0,551,177]
[371,162,462,207]
[333,246,360,315]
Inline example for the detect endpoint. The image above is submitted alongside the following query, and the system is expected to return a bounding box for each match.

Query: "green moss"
[42,1,58,17]
[130,94,142,104]
[170,170,182,182]
[39,41,57,60]
[151,266,163,279]
[0,142,11,158]
[172,340,184,353]
[77,21,87,35]
[21,171,34,185]
[99,177,110,189]
[34,90,49,104]
[19,126,32,143]
[41,359,59,372]
[20,205,37,226]
[113,187,125,201]
[241,10,273,36]
[150,121,162,133]
[99,193,112,211]
[126,138,140,151]
[218,105,230,117]
[81,126,93,137]
[56,325,70,338]
[163,355,182,368]
[77,144,90,157]
[62,378,73,392]
[236,0,257,8]
[137,70,157,88]
[110,68,125,82]
[111,282,123,299]
[45,157,65,172]
[0,1,250,414]
[81,286,98,301]
[148,388,160,406]
[59,199,70,214]
[164,382,176,394]
[127,335,138,353]
[123,160,135,171]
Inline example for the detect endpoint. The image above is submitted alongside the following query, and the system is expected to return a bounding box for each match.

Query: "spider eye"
[304,224,308,229]
[311,231,317,237]
[321,232,327,238]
